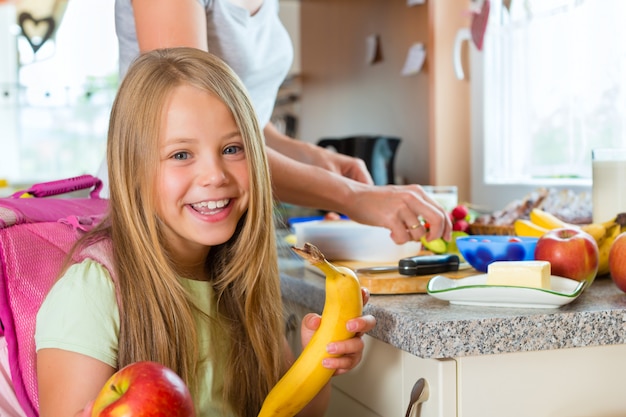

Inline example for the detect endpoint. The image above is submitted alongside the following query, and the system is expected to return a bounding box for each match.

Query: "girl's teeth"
[192,199,229,210]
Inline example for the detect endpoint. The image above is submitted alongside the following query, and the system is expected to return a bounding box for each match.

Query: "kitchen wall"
[298,0,430,185]
[293,0,471,202]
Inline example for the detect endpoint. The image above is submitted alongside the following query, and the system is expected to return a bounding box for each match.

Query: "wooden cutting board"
[306,259,481,295]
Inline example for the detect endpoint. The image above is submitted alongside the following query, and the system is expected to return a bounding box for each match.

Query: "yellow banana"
[529,208,572,230]
[580,222,607,245]
[529,208,614,246]
[514,219,549,237]
[601,215,619,230]
[258,243,363,417]
[597,223,621,276]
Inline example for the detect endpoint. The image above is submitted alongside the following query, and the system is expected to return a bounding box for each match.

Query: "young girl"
[98,0,454,246]
[35,47,375,417]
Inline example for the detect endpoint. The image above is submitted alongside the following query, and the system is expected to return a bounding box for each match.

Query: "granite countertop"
[279,255,626,360]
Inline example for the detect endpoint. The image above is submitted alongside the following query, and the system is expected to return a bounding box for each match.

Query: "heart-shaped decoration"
[471,0,490,51]
[18,12,56,54]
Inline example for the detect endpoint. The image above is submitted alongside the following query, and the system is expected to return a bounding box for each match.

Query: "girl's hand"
[300,288,376,376]
[75,400,94,417]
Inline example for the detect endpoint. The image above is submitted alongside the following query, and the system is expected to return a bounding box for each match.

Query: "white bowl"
[293,220,422,262]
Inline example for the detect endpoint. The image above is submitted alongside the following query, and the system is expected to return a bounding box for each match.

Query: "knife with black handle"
[355,254,462,276]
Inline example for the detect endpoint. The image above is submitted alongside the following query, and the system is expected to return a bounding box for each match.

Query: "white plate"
[292,220,421,262]
[426,274,586,308]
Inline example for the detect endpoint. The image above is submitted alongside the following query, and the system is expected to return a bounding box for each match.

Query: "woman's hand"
[305,146,374,185]
[345,183,453,245]
[300,288,376,376]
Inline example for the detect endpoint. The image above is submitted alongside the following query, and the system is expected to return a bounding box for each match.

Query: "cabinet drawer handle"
[405,378,429,417]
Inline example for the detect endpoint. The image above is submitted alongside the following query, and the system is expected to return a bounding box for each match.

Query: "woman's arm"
[132,0,208,52]
[266,145,452,244]
[37,348,115,417]
[263,123,373,185]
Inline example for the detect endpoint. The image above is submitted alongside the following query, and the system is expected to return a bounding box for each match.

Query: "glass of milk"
[592,148,626,223]
[422,185,458,212]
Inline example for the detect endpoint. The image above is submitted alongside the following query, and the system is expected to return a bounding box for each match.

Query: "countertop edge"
[280,259,626,359]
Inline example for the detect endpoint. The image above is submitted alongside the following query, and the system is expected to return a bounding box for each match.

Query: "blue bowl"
[456,235,538,273]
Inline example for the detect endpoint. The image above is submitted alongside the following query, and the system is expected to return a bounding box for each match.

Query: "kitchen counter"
[279,254,626,359]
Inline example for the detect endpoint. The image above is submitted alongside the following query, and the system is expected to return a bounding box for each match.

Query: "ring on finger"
[409,223,421,230]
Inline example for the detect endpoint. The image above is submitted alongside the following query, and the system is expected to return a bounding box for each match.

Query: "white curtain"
[482,0,626,184]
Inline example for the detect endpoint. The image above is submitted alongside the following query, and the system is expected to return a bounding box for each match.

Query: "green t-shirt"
[35,259,232,416]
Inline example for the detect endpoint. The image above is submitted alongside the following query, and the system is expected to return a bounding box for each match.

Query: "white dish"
[293,220,422,262]
[426,274,585,309]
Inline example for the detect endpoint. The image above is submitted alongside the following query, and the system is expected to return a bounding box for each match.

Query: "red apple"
[91,361,195,417]
[609,232,626,293]
[451,205,469,221]
[452,219,469,232]
[534,227,599,287]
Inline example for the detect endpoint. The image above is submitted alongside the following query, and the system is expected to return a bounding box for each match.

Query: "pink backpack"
[0,175,109,417]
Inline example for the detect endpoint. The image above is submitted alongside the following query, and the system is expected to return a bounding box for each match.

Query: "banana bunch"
[258,243,363,417]
[514,209,626,276]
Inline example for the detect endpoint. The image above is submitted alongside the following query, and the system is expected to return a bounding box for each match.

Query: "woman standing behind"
[36,47,375,417]
[109,0,452,245]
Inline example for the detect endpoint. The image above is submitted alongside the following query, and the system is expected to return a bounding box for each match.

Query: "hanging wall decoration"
[470,0,490,51]
[16,0,67,54]
[18,12,54,53]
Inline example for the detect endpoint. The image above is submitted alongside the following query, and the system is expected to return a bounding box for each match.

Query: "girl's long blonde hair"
[81,47,283,416]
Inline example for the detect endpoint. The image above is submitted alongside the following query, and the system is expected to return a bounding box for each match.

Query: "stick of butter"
[486,260,551,289]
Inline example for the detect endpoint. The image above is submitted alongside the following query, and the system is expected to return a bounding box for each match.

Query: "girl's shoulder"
[52,259,116,298]
[73,236,117,281]
[36,258,120,367]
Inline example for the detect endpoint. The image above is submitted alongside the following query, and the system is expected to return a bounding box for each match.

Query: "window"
[0,0,118,187]
[471,0,626,210]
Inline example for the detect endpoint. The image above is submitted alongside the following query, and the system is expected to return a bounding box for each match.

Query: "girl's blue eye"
[173,152,189,160]
[224,145,243,155]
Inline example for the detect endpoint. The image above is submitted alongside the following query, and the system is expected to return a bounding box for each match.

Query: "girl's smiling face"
[156,84,250,264]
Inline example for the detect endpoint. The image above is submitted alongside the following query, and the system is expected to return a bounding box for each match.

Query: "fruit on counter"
[528,208,571,230]
[446,231,468,260]
[421,236,448,254]
[452,219,469,232]
[91,361,195,417]
[257,243,362,417]
[575,213,626,276]
[580,222,609,244]
[451,205,469,220]
[534,228,599,288]
[450,204,471,233]
[609,232,626,293]
[596,221,622,276]
[421,231,469,255]
[514,218,550,238]
[516,209,626,276]
[516,208,609,241]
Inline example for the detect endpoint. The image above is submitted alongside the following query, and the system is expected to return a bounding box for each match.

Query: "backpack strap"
[0,221,82,417]
[0,216,111,417]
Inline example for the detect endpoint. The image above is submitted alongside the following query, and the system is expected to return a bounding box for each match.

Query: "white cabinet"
[327,335,455,417]
[284,295,626,417]
[325,334,626,417]
[284,299,457,417]
[456,345,626,417]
